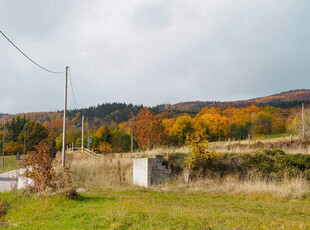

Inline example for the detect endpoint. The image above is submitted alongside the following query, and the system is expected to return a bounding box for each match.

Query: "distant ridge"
[167,89,310,112]
[1,89,310,126]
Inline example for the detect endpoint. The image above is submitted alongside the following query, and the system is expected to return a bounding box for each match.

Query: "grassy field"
[0,156,19,172]
[0,190,310,229]
[1,141,310,229]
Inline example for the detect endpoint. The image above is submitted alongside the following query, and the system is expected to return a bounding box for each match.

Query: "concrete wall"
[133,158,155,187]
[133,155,172,187]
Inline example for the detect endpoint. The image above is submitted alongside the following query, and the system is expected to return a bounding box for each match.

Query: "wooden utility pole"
[82,115,84,152]
[131,131,134,152]
[62,66,68,166]
[129,121,135,152]
[302,103,305,138]
[2,120,5,171]
[87,130,90,150]
[23,123,27,155]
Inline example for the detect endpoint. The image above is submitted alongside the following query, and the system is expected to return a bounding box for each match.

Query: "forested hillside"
[0,89,309,128]
[0,89,308,156]
[167,89,310,112]
[66,103,144,124]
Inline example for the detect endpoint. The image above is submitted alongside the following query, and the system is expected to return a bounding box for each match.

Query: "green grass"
[265,133,293,139]
[1,190,310,229]
[0,156,19,172]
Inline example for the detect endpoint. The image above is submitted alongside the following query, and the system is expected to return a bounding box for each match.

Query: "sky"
[1,0,310,114]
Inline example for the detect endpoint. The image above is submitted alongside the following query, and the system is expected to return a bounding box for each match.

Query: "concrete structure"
[0,169,32,192]
[133,155,172,187]
[17,176,33,190]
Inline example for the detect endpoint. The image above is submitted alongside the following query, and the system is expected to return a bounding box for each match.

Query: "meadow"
[1,137,310,229]
[0,156,19,172]
[1,190,310,229]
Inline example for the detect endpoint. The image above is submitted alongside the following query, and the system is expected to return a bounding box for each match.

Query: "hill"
[1,89,309,126]
[168,89,310,112]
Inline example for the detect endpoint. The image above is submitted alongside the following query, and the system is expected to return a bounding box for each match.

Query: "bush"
[167,147,310,180]
[20,145,55,193]
[240,149,310,179]
[166,152,187,174]
[262,149,285,156]
[20,145,76,198]
[186,134,222,177]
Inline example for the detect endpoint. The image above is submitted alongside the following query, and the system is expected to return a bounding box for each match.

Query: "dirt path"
[0,169,26,192]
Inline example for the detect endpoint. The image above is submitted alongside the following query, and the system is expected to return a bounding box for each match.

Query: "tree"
[169,114,193,145]
[18,121,48,152]
[95,125,113,144]
[227,123,250,140]
[7,115,27,142]
[112,128,131,152]
[194,109,229,141]
[253,112,273,135]
[132,108,164,149]
[287,108,310,141]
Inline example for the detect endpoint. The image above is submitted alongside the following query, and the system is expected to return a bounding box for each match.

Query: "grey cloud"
[1,0,310,113]
[133,0,172,29]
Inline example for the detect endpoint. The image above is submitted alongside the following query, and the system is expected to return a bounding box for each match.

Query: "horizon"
[1,88,309,115]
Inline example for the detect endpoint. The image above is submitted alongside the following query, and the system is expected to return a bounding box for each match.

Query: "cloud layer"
[1,0,310,113]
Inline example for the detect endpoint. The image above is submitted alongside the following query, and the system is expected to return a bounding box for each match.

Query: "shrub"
[54,167,77,199]
[262,148,285,156]
[166,152,187,174]
[20,145,55,193]
[20,145,76,198]
[186,134,222,177]
[240,149,310,179]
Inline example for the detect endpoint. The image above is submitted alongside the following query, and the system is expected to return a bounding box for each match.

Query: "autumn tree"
[132,108,164,149]
[227,123,251,140]
[287,108,310,140]
[169,114,194,145]
[7,115,28,142]
[18,121,48,152]
[194,108,229,141]
[253,112,273,135]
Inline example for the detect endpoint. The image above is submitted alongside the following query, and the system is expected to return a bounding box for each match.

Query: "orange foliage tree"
[132,108,164,149]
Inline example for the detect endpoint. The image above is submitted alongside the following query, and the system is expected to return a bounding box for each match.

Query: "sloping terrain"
[169,89,310,111]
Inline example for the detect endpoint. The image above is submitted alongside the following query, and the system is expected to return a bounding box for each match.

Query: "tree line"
[0,104,303,155]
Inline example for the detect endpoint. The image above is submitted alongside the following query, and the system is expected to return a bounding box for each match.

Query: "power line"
[68,68,78,110]
[0,30,65,74]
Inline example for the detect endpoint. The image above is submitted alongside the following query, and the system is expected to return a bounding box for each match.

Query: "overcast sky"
[1,0,310,114]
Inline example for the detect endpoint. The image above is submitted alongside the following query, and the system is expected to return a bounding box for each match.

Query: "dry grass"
[59,151,133,190]
[157,175,310,199]
[119,146,189,158]
[208,136,310,155]
[60,147,188,190]
[59,142,310,199]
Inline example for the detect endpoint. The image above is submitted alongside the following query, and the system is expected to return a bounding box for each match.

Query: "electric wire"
[68,68,78,110]
[0,30,65,74]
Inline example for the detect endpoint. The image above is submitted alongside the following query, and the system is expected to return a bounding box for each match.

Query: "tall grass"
[208,136,310,155]
[61,148,310,199]
[61,152,133,190]
[159,175,310,199]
